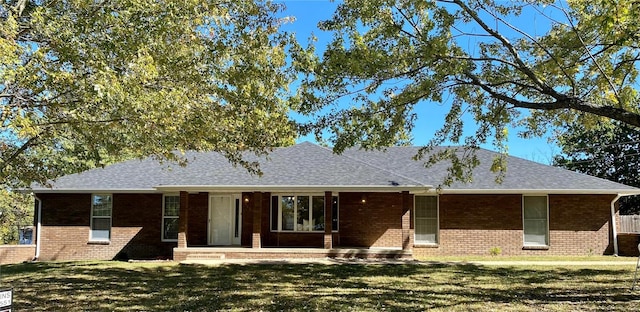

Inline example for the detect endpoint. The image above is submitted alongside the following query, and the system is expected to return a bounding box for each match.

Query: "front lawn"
[1,260,639,311]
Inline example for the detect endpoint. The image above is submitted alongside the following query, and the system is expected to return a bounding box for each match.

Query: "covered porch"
[171,190,416,260]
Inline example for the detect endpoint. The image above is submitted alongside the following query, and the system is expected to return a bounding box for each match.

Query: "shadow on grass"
[1,261,639,311]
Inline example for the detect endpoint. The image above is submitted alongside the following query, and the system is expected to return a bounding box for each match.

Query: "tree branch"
[560,6,622,107]
[0,135,39,175]
[450,0,561,98]
[465,71,640,127]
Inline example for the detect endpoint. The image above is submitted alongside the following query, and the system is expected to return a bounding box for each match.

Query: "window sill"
[88,240,110,245]
[522,245,549,250]
[162,239,178,243]
[414,243,439,248]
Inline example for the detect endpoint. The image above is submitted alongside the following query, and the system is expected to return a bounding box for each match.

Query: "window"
[270,195,338,232]
[415,196,438,244]
[523,195,549,246]
[91,194,112,241]
[162,195,180,241]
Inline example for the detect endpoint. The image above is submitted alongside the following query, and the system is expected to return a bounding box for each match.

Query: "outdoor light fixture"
[244,197,249,203]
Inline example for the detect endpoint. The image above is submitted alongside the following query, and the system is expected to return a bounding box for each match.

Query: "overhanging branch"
[465,72,640,127]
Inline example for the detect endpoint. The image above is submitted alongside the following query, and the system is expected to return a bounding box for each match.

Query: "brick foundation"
[0,245,35,264]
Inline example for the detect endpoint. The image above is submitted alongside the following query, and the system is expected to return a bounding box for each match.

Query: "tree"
[294,0,640,183]
[0,189,33,244]
[554,122,640,214]
[0,0,298,188]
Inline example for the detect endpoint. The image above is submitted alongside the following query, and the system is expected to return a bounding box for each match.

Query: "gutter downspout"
[611,194,621,256]
[34,196,42,261]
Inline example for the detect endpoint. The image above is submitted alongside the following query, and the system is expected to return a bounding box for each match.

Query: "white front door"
[208,195,242,245]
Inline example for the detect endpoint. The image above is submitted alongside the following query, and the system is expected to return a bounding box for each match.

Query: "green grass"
[416,255,639,262]
[1,260,640,311]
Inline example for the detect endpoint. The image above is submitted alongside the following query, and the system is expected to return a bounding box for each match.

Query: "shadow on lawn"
[2,261,640,311]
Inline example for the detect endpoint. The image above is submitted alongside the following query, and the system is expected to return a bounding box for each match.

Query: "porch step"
[174,247,412,261]
[185,253,226,260]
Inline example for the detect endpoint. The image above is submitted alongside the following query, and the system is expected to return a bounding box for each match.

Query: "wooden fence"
[620,215,640,233]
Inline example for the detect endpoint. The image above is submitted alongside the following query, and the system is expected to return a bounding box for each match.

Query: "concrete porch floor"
[173,247,413,261]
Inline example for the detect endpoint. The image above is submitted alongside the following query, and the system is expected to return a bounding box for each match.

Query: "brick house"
[28,142,640,261]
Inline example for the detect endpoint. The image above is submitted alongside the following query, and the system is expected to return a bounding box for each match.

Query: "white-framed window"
[523,195,549,246]
[162,195,180,242]
[270,194,339,232]
[414,195,438,245]
[90,194,112,241]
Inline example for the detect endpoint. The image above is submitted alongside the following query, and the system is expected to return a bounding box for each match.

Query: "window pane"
[164,196,180,216]
[296,196,310,231]
[332,196,339,231]
[92,195,112,217]
[163,218,179,240]
[312,196,325,231]
[524,197,547,218]
[415,218,437,243]
[524,220,547,245]
[415,196,438,244]
[523,196,548,245]
[415,196,437,218]
[91,218,110,240]
[281,196,294,231]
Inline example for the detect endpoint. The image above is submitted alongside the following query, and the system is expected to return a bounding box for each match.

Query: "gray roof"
[32,142,640,195]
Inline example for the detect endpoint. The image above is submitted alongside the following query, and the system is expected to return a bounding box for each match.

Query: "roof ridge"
[337,146,428,187]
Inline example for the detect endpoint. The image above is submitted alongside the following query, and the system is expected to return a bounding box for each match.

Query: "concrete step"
[185,253,226,260]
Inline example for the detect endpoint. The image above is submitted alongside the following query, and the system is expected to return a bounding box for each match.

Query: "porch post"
[324,191,333,249]
[401,191,413,251]
[252,192,262,248]
[178,191,189,248]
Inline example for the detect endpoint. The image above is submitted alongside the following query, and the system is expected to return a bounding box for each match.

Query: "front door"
[208,195,242,245]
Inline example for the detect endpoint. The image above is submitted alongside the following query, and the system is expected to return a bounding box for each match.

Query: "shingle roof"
[32,142,640,195]
[342,146,639,193]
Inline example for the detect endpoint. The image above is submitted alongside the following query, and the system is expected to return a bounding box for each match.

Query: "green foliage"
[0,0,299,188]
[295,0,640,184]
[0,189,33,244]
[554,122,640,214]
[489,246,502,256]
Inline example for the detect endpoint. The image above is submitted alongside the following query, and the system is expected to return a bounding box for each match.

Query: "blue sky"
[278,0,560,164]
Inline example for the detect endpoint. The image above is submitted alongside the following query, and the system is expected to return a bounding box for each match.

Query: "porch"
[173,191,415,260]
[173,246,413,262]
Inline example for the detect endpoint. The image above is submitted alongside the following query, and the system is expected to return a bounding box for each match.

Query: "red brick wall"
[548,194,614,255]
[186,193,209,246]
[618,233,640,256]
[266,233,324,247]
[38,191,619,260]
[0,245,35,264]
[337,192,404,248]
[257,192,405,249]
[37,193,175,261]
[415,194,616,257]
